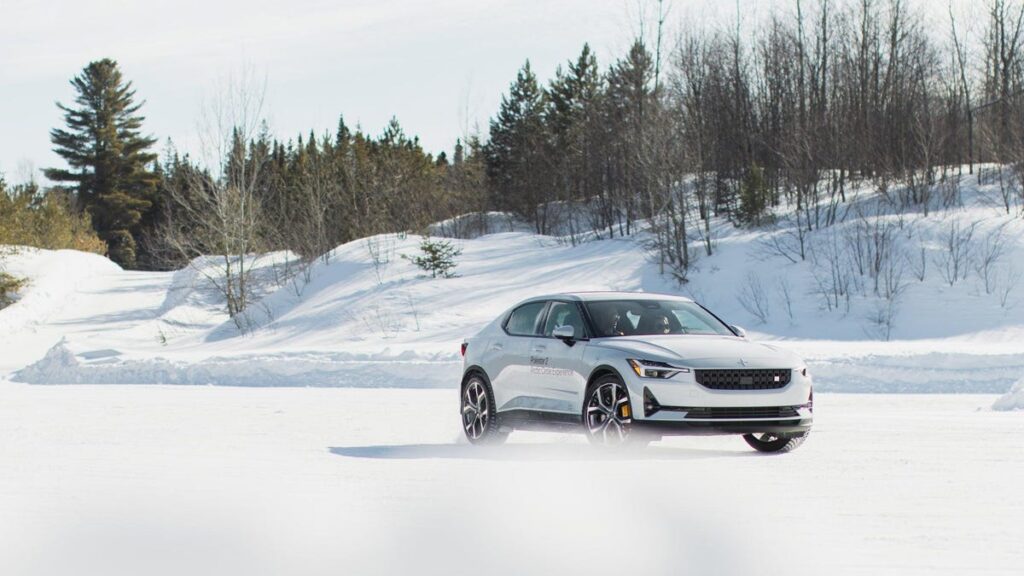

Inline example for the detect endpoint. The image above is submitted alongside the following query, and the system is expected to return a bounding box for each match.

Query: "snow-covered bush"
[992,379,1024,411]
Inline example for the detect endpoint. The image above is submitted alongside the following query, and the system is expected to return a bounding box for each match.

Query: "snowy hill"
[2,169,1023,392]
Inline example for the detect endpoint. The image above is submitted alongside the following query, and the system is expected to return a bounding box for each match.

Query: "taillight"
[460,342,468,357]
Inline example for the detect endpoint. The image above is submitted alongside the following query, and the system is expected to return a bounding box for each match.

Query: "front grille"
[695,368,791,390]
[681,406,800,420]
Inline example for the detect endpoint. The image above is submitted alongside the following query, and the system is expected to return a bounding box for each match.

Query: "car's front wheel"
[743,431,809,453]
[462,375,507,445]
[584,375,644,447]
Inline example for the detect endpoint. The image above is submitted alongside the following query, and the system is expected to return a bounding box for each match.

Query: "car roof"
[520,291,694,303]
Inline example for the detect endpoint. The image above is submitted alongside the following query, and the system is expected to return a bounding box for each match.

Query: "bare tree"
[160,68,271,326]
[907,241,928,282]
[809,228,852,313]
[996,263,1022,308]
[736,271,771,324]
[777,276,796,323]
[933,218,978,286]
[974,223,1008,294]
[865,297,900,341]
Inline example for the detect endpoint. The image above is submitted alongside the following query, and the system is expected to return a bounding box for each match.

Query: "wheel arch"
[461,365,490,390]
[586,364,625,390]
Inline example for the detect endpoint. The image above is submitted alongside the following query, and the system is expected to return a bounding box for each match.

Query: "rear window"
[505,301,547,336]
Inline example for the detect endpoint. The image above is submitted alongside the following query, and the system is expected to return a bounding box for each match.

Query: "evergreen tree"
[404,236,462,278]
[485,61,549,232]
[453,138,465,166]
[546,44,603,241]
[738,162,771,226]
[606,40,657,226]
[45,59,158,268]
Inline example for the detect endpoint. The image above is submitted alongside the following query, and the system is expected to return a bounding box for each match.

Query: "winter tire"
[583,374,644,448]
[743,431,809,453]
[461,374,507,445]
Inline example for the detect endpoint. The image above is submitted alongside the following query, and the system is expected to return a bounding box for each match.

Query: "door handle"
[490,343,504,351]
[532,345,547,353]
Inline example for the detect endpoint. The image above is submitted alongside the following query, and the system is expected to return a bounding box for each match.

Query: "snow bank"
[14,341,459,388]
[804,351,1024,393]
[993,379,1024,411]
[0,248,120,333]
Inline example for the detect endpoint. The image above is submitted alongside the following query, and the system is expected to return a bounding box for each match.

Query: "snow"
[2,193,1024,389]
[993,378,1024,411]
[0,385,1020,576]
[1,170,1023,575]
[1,167,1021,393]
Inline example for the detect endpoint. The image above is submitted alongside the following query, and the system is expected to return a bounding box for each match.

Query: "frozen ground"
[0,384,1020,576]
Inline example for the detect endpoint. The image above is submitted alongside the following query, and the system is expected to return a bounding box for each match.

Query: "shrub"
[0,271,26,309]
[0,178,106,254]
[404,237,462,278]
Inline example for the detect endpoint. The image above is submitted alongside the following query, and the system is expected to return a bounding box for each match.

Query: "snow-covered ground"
[0,385,1020,576]
[1,170,1022,575]
[2,174,1023,392]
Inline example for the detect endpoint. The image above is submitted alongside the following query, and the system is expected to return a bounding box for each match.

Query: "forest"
[4,0,1024,289]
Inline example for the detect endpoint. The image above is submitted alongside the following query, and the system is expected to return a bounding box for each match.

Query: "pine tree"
[44,59,158,268]
[485,61,549,232]
[404,237,462,278]
[607,40,657,228]
[453,139,465,166]
[738,162,771,226]
[546,44,603,242]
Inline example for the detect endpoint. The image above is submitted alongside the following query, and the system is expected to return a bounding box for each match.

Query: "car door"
[527,300,590,414]
[489,300,548,411]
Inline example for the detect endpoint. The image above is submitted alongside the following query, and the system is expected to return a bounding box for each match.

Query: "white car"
[460,292,813,452]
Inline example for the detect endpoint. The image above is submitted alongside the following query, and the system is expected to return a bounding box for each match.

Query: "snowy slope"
[2,169,1023,391]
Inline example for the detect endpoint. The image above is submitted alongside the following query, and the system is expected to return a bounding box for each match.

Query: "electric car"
[459,292,813,452]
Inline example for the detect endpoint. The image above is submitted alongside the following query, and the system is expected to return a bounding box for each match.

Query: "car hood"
[589,335,802,369]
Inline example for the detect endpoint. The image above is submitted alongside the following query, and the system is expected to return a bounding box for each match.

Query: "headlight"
[627,359,689,379]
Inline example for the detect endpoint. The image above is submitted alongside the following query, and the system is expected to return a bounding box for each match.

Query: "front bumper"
[632,417,813,437]
[620,363,814,436]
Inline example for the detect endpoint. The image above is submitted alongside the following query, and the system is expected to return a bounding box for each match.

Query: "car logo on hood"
[738,359,748,367]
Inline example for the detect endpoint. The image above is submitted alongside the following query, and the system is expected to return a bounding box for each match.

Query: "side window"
[543,302,586,338]
[505,302,547,336]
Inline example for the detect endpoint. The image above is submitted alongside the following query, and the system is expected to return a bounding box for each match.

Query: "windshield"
[584,299,734,337]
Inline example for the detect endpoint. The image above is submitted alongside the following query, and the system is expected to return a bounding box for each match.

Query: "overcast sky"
[1,0,955,183]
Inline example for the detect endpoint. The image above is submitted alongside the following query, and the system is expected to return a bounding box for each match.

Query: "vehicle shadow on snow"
[328,443,754,461]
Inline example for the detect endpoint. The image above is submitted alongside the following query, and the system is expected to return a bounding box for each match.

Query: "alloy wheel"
[585,380,632,445]
[462,379,490,440]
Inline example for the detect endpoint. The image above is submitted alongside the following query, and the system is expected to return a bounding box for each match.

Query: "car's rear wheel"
[462,375,507,445]
[584,375,644,447]
[743,431,809,453]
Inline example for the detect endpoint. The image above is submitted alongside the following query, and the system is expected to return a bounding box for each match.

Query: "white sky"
[0,0,958,183]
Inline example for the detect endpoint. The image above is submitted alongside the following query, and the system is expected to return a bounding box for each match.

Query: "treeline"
[150,118,485,270]
[24,0,1024,284]
[484,0,1024,280]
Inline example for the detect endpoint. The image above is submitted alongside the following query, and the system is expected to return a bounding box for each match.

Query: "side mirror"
[730,325,747,338]
[552,325,576,343]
